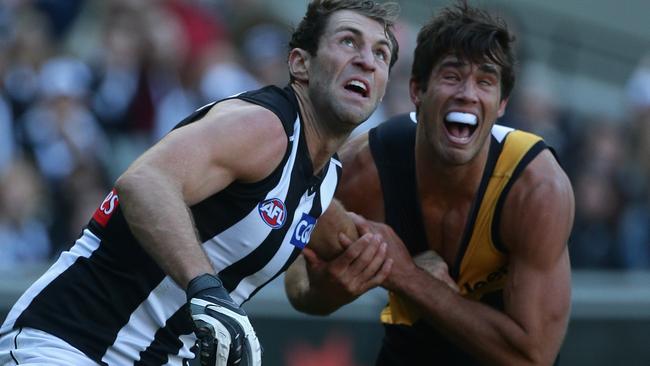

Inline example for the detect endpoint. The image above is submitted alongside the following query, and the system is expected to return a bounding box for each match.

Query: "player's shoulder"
[523,147,570,192]
[498,146,574,257]
[496,124,567,192]
[508,147,574,217]
[339,132,371,165]
[337,131,383,219]
[190,98,287,180]
[340,112,416,177]
[192,98,287,163]
[207,98,284,134]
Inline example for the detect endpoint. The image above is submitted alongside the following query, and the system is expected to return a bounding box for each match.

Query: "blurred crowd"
[0,0,648,270]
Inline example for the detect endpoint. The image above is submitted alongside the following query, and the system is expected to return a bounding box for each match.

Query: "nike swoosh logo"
[203,295,239,309]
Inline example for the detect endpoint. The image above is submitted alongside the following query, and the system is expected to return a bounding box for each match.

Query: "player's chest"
[420,204,471,265]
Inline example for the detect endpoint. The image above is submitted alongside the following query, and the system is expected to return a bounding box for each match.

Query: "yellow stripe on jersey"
[381,129,544,325]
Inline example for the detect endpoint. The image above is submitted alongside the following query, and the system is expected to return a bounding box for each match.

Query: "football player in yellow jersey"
[285,1,574,365]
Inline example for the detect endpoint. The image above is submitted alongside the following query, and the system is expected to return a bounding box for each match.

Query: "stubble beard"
[309,84,372,137]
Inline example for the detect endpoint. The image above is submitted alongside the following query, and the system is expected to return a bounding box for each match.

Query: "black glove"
[187,274,261,366]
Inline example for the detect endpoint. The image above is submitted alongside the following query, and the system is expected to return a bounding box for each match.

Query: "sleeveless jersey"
[0,85,342,365]
[369,113,548,364]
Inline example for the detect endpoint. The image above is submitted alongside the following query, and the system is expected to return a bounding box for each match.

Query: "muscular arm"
[116,100,287,289]
[285,200,391,314]
[385,150,574,365]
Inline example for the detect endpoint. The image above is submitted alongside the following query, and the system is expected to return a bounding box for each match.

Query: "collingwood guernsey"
[0,86,342,365]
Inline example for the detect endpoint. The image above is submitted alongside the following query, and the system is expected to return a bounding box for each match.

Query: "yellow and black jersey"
[368,112,550,365]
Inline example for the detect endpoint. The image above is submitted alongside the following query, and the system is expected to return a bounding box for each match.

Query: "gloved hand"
[187,273,262,366]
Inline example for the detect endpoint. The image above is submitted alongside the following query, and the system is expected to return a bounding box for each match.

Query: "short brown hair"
[412,1,516,100]
[289,0,400,71]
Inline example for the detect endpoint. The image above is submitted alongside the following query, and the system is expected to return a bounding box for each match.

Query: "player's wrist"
[186,273,223,300]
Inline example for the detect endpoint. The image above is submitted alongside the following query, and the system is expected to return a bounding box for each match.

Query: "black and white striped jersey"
[0,85,342,365]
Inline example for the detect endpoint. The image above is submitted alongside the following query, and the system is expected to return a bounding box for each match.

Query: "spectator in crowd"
[617,57,650,269]
[0,158,51,268]
[17,56,111,252]
[0,94,14,175]
[2,6,53,118]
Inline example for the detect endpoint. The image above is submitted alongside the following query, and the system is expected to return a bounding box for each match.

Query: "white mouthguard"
[445,112,477,126]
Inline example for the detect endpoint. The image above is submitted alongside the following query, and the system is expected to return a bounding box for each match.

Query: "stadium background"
[0,0,649,365]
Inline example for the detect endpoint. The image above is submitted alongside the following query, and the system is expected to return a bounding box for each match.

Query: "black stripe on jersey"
[491,140,547,253]
[369,114,428,256]
[242,182,325,303]
[191,168,286,242]
[190,86,298,242]
[450,135,503,280]
[14,236,165,364]
[247,246,301,303]
[170,85,297,135]
[172,102,216,130]
[135,305,193,366]
[218,157,327,292]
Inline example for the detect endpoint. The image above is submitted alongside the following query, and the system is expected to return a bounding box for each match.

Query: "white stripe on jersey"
[101,277,190,365]
[230,156,340,303]
[231,190,315,302]
[202,116,301,301]
[168,333,196,365]
[0,230,101,334]
[319,159,340,210]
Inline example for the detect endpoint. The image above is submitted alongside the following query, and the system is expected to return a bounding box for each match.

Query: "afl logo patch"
[258,198,287,229]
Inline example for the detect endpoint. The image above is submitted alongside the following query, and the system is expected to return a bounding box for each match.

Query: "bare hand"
[348,213,458,293]
[302,231,392,301]
[346,213,418,292]
[413,250,459,292]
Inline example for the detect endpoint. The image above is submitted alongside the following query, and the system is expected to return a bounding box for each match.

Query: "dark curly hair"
[412,1,516,100]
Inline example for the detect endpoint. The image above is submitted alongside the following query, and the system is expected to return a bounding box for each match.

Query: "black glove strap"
[186,273,223,300]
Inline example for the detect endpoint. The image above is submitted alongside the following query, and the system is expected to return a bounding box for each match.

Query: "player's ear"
[409,78,423,108]
[288,48,310,82]
[497,97,509,118]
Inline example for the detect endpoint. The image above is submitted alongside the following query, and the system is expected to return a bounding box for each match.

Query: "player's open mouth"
[344,79,369,98]
[444,111,478,142]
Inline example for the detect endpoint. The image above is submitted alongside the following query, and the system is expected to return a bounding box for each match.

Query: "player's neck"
[291,83,348,174]
[415,137,488,205]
